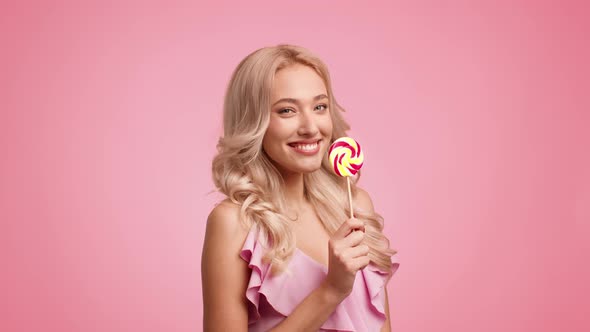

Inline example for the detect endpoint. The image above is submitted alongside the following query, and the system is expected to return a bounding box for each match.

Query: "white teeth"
[293,143,318,151]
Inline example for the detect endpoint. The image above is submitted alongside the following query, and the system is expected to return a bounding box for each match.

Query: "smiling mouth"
[288,139,321,153]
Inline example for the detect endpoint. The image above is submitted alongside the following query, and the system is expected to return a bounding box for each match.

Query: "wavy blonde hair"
[212,44,397,277]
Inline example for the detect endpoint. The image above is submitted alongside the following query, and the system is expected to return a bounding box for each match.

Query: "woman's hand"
[323,218,370,298]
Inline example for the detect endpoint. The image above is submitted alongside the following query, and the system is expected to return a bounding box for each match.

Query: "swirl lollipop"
[328,137,364,218]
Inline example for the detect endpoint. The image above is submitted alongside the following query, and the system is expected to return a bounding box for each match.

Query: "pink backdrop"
[2,1,589,331]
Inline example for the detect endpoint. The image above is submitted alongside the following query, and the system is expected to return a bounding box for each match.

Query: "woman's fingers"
[329,219,366,257]
[325,219,372,296]
[340,254,371,272]
[343,244,370,260]
[340,228,365,248]
[333,218,365,240]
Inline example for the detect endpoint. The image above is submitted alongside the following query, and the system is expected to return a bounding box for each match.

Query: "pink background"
[2,1,589,331]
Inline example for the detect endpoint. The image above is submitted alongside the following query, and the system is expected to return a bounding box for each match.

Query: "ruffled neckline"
[240,223,399,331]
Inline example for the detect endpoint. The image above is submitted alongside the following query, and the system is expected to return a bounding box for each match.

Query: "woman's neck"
[281,171,306,212]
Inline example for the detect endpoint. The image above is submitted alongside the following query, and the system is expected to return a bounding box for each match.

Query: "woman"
[202,44,399,331]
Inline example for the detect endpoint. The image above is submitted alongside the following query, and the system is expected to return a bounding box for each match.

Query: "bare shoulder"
[353,186,376,213]
[205,199,250,242]
[203,199,252,268]
[201,199,251,330]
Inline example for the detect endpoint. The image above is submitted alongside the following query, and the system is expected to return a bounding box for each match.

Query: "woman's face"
[263,64,333,176]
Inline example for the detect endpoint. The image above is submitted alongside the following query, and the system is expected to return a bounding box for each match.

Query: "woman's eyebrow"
[271,94,329,107]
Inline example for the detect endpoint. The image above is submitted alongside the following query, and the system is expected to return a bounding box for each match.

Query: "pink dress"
[240,224,400,332]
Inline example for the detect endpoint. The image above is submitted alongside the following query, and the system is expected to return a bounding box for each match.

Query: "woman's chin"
[279,163,321,175]
[298,163,323,174]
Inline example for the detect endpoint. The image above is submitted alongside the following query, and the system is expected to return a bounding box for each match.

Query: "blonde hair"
[212,44,397,276]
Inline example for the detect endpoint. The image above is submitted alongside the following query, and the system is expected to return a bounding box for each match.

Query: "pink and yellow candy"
[328,137,364,177]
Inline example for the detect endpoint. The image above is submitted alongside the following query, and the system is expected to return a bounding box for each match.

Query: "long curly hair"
[212,44,397,276]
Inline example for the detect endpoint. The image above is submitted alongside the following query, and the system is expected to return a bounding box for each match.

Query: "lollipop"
[328,137,364,177]
[328,137,364,218]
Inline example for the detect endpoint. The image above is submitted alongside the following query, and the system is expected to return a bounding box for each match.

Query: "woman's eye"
[315,104,328,111]
[278,108,294,114]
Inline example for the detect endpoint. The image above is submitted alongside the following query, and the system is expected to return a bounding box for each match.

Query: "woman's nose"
[297,110,319,136]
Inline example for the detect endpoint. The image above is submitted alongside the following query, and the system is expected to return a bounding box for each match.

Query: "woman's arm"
[381,288,392,332]
[202,201,250,331]
[270,283,394,332]
[267,280,348,331]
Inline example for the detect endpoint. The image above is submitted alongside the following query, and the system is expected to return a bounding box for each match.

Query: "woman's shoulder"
[207,198,241,226]
[205,199,251,254]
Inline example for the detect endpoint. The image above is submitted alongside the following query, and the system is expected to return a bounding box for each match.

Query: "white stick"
[347,177,354,219]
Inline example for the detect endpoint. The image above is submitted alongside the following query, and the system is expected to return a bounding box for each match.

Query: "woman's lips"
[288,139,321,155]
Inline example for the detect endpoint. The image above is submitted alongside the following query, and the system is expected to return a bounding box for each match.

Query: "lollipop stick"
[347,177,354,219]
